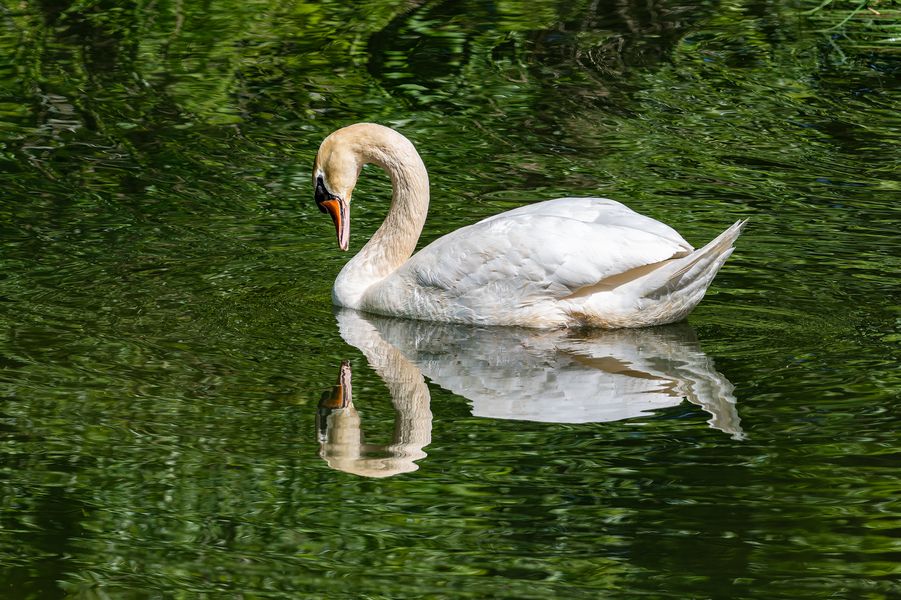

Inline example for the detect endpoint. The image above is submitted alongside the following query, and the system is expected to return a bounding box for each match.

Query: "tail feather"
[635,219,745,301]
[568,219,745,328]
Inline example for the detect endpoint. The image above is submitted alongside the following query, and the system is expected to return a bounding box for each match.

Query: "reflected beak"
[317,360,353,442]
[319,360,352,410]
[320,198,349,251]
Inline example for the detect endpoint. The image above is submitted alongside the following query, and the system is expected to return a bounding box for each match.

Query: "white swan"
[313,123,744,328]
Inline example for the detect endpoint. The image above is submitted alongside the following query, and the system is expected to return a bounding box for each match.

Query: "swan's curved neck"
[333,130,429,307]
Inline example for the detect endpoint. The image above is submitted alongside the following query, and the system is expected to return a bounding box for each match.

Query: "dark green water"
[1,0,899,597]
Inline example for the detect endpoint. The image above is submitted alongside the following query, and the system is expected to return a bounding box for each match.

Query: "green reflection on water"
[0,0,899,598]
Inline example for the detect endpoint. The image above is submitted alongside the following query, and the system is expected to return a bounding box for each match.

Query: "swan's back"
[359,197,742,328]
[480,197,693,254]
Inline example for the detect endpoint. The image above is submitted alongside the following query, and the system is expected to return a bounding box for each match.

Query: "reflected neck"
[319,346,432,478]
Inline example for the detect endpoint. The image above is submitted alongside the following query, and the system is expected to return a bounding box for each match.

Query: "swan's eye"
[315,175,338,212]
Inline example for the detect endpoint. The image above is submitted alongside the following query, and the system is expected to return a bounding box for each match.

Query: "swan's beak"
[320,198,350,251]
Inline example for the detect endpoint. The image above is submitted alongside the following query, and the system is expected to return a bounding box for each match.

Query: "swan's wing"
[479,197,692,253]
[393,198,693,310]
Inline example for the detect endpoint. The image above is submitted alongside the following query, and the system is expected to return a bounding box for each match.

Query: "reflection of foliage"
[366,0,716,114]
[804,0,901,59]
[0,0,899,597]
[0,0,409,172]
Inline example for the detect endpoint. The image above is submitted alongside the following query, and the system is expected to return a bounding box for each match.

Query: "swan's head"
[314,123,426,252]
[313,126,367,251]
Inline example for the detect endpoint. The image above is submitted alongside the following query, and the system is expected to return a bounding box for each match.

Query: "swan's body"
[313,123,744,329]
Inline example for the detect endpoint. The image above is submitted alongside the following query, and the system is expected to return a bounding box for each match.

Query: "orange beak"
[320,198,349,251]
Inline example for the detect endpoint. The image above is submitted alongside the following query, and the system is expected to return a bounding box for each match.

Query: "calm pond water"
[1,0,899,598]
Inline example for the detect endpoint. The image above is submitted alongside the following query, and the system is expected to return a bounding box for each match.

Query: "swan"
[313,123,745,328]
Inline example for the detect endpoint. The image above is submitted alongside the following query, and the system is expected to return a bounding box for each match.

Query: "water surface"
[0,0,899,598]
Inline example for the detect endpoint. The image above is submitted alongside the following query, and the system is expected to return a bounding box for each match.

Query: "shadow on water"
[318,309,743,477]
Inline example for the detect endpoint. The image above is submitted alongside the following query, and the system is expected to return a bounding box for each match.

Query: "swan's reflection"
[318,309,743,477]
